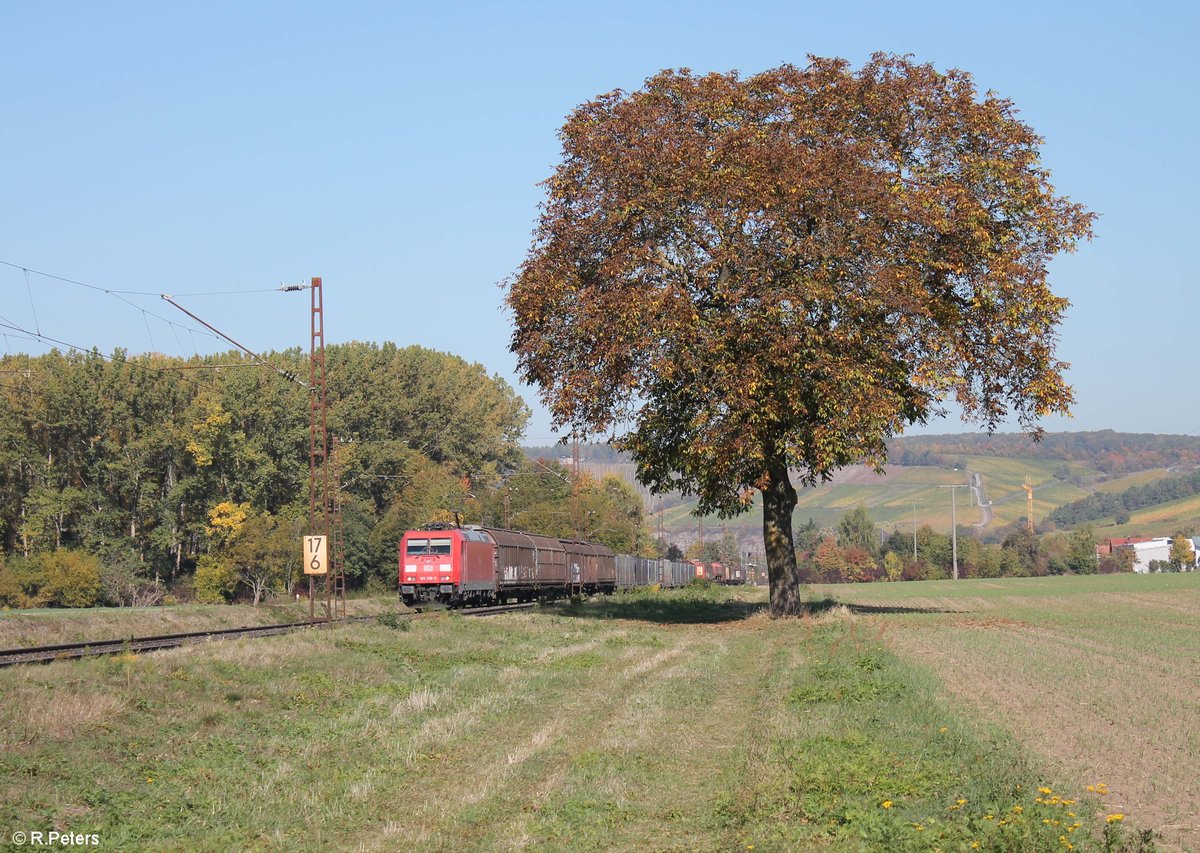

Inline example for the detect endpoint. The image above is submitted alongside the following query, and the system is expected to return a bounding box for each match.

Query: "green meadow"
[2,576,1188,850]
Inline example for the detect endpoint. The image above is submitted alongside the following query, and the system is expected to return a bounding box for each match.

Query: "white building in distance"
[1126,537,1197,573]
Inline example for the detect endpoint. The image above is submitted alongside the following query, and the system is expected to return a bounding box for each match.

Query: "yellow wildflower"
[1012,805,1024,814]
[1107,814,1124,824]
[1039,786,1053,795]
[882,801,893,809]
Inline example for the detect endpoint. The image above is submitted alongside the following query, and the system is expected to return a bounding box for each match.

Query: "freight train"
[399,524,743,607]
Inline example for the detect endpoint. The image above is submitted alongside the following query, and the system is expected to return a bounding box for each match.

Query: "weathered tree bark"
[762,457,803,617]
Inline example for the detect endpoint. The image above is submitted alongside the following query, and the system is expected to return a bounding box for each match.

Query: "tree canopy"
[0,342,529,603]
[507,54,1094,615]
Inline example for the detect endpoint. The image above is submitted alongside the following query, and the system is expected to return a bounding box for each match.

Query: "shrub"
[0,557,47,608]
[0,550,102,608]
[41,550,102,607]
[193,556,239,603]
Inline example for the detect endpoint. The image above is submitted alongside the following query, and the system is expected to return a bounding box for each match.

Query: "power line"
[0,258,305,297]
[1,260,226,352]
[2,260,313,389]
[0,317,209,388]
[161,295,307,387]
[1,259,315,363]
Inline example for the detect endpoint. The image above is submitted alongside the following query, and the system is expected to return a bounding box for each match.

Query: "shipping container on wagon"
[485,527,569,592]
[561,539,616,593]
[615,554,637,588]
[615,555,663,588]
[722,563,746,585]
[662,560,693,587]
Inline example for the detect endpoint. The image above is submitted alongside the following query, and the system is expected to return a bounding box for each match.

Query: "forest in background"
[0,343,524,606]
[0,342,655,608]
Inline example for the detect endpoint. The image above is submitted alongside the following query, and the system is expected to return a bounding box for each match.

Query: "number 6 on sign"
[303,535,328,575]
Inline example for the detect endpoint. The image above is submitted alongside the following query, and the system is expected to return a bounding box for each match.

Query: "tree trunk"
[762,457,803,617]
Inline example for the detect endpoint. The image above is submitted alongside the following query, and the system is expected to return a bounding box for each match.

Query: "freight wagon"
[614,555,701,588]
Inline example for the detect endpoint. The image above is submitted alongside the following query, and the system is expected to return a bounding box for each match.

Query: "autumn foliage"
[508,55,1094,614]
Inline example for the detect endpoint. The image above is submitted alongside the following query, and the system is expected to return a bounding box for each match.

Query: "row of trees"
[1048,468,1200,528]
[0,341,663,608]
[791,506,1130,584]
[0,342,531,606]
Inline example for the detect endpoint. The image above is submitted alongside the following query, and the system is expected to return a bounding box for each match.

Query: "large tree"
[507,55,1094,615]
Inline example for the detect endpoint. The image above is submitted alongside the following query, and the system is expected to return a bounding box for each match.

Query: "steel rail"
[0,603,537,668]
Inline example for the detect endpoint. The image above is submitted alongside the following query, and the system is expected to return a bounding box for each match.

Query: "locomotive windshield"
[405,537,453,556]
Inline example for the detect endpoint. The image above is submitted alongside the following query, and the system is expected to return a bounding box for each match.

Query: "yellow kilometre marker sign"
[303,535,328,575]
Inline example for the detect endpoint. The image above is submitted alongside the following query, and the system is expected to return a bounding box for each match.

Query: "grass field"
[1093,469,1173,494]
[1,578,1188,851]
[960,456,1092,527]
[1099,492,1200,538]
[658,464,989,543]
[654,457,1111,545]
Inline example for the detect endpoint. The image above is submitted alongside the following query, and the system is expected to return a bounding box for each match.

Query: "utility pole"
[571,433,582,539]
[308,277,331,620]
[938,484,968,580]
[657,495,664,554]
[329,436,346,619]
[1023,476,1035,535]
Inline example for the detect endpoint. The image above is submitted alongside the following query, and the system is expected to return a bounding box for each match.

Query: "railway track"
[0,602,536,668]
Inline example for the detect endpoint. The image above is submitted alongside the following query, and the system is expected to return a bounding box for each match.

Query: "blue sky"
[2,1,1197,443]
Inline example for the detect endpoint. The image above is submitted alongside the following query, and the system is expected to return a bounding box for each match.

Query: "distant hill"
[527,431,1200,478]
[887,430,1200,476]
[522,432,1200,546]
